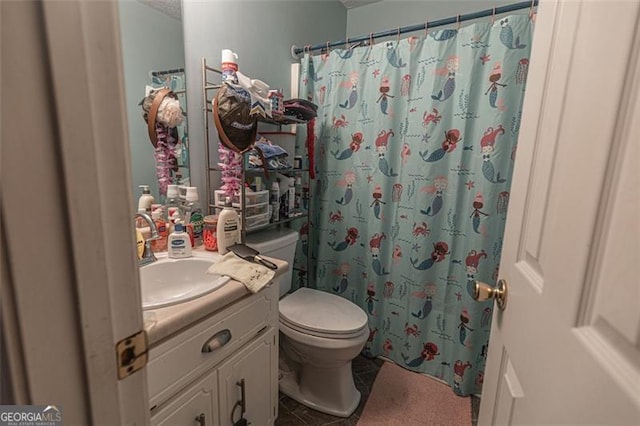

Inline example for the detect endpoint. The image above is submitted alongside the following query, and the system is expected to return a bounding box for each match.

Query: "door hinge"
[116,330,148,379]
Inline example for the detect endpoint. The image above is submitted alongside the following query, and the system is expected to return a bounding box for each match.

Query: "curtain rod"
[291,0,537,58]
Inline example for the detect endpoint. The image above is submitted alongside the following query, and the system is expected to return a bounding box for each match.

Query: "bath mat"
[358,361,472,426]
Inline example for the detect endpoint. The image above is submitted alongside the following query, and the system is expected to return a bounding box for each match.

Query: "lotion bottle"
[168,221,192,258]
[287,178,296,217]
[137,185,154,213]
[270,180,280,222]
[217,197,240,255]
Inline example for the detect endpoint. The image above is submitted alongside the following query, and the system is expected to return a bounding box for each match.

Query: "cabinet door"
[217,328,278,426]
[151,369,219,426]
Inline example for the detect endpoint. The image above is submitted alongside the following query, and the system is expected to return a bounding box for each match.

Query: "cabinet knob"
[195,413,206,426]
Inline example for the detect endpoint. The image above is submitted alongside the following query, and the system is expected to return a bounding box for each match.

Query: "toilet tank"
[245,228,299,298]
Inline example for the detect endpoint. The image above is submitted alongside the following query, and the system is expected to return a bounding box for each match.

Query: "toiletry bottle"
[135,228,145,260]
[295,176,302,212]
[137,185,154,213]
[164,184,182,226]
[184,187,204,247]
[217,197,240,255]
[287,177,296,217]
[168,221,192,258]
[178,185,188,206]
[270,180,280,222]
[150,208,168,252]
[302,181,310,210]
[279,178,289,218]
[221,49,239,84]
[203,215,219,251]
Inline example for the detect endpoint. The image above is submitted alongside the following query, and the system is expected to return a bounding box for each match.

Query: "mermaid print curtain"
[297,14,533,396]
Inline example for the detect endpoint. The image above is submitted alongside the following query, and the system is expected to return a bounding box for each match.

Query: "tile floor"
[275,355,480,426]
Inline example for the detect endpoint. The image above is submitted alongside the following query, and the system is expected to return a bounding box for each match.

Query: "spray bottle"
[221,49,239,84]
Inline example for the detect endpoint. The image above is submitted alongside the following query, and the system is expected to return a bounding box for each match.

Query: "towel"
[206,252,275,293]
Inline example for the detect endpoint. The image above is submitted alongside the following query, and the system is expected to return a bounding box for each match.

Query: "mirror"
[118,0,189,205]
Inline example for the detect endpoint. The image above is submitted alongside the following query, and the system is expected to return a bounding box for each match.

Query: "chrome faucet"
[135,211,161,266]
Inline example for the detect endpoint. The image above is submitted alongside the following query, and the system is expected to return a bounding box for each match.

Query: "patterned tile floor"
[275,355,480,426]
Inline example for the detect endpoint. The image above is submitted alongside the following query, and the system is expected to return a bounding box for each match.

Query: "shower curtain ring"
[491,7,496,25]
[456,14,461,30]
[326,40,330,53]
[346,37,350,49]
[424,19,429,37]
[369,32,374,46]
[397,27,401,43]
[529,0,536,20]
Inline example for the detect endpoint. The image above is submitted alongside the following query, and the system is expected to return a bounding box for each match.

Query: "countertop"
[143,247,288,346]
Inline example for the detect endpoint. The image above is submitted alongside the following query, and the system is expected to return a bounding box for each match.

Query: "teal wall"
[182,0,348,206]
[118,0,185,204]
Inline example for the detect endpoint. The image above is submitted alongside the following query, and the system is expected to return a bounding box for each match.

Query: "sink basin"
[140,253,230,310]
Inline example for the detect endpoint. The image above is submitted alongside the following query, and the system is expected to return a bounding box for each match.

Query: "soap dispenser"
[168,221,192,259]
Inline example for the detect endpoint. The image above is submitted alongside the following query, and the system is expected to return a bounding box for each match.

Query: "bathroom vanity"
[144,259,284,426]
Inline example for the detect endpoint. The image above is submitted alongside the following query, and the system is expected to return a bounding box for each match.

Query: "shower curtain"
[297,14,532,396]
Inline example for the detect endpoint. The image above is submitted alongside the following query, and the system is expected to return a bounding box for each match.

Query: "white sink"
[140,252,230,310]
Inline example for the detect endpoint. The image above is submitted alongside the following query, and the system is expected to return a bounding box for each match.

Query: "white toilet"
[246,228,368,418]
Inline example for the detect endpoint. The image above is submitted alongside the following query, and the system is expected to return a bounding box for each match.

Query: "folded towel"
[206,252,275,293]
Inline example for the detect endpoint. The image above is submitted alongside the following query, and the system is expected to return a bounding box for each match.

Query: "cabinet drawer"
[148,284,277,408]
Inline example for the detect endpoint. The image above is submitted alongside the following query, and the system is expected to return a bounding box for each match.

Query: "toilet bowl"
[279,287,368,417]
[245,229,368,417]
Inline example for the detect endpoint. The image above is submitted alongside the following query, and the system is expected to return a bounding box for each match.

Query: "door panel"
[151,370,218,426]
[479,0,640,424]
[217,328,278,426]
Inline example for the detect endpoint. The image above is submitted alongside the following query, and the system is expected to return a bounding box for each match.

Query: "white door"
[2,1,148,423]
[478,1,640,424]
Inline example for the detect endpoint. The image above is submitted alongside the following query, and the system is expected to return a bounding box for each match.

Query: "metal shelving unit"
[201,58,311,283]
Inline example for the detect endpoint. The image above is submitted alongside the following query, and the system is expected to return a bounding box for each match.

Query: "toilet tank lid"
[245,228,299,253]
[279,288,368,335]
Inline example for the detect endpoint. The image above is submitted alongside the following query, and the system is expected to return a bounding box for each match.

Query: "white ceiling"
[137,0,383,20]
[340,0,383,9]
[138,0,182,20]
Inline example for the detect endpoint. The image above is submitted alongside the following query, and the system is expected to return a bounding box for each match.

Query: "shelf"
[202,56,311,287]
[258,115,307,126]
[208,167,309,175]
[245,168,309,174]
[258,131,297,136]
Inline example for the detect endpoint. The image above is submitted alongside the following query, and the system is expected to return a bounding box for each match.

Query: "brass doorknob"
[473,279,508,311]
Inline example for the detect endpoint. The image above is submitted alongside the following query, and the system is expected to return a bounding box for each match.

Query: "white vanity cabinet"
[147,282,279,426]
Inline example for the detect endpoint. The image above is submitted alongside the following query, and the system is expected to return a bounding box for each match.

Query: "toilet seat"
[279,288,368,339]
